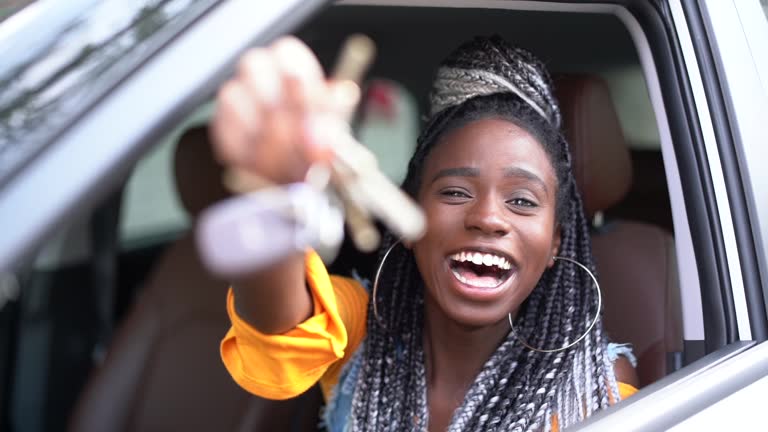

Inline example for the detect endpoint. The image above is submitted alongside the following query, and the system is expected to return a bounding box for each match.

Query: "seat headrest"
[173,126,231,219]
[554,75,633,218]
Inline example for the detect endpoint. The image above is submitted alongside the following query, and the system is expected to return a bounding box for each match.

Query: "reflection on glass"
[0,0,213,187]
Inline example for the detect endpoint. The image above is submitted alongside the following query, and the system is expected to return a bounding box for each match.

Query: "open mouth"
[448,250,515,289]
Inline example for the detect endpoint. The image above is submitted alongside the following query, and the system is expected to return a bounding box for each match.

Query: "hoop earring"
[371,239,402,329]
[508,256,602,353]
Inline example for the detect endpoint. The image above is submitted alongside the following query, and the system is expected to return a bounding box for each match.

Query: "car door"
[1,0,767,431]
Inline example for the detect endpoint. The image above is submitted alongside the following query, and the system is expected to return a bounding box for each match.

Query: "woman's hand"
[210,36,351,186]
[210,36,356,334]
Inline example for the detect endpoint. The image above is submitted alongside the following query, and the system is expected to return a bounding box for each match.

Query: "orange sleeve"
[318,275,368,399]
[219,250,368,400]
[618,381,638,400]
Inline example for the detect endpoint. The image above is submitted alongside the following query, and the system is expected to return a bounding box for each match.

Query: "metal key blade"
[324,34,426,247]
[333,34,376,79]
[329,130,426,242]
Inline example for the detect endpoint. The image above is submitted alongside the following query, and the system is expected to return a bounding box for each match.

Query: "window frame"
[699,0,768,336]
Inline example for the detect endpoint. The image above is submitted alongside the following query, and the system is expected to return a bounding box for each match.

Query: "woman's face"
[412,117,561,328]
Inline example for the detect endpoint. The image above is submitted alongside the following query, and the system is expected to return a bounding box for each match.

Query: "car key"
[197,35,425,277]
[322,34,426,249]
[225,34,426,249]
[197,182,344,277]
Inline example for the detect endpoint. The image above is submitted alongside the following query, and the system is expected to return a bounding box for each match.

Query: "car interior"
[1,4,686,431]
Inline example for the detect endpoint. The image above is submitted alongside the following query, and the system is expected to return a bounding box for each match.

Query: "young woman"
[212,35,638,432]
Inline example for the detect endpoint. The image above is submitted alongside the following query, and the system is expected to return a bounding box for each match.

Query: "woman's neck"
[422,296,511,401]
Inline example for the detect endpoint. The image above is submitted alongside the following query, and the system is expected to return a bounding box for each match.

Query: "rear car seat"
[555,74,683,387]
[69,126,322,432]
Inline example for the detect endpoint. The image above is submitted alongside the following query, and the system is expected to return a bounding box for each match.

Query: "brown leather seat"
[69,126,322,432]
[555,74,683,387]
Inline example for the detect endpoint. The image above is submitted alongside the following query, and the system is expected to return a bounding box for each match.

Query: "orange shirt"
[221,250,637,405]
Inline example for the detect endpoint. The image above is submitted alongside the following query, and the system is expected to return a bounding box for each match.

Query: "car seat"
[69,126,323,432]
[555,74,683,387]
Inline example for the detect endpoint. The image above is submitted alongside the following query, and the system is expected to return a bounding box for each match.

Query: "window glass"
[357,79,418,185]
[118,102,213,248]
[601,66,660,150]
[118,133,189,247]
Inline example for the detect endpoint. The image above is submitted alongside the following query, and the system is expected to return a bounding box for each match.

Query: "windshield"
[0,0,217,189]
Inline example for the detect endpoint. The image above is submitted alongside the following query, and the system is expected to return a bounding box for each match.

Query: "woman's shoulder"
[613,355,639,389]
[607,342,640,389]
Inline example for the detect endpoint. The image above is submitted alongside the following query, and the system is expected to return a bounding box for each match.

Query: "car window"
[118,103,213,249]
[0,0,216,189]
[601,66,660,150]
[357,79,418,185]
[118,132,189,248]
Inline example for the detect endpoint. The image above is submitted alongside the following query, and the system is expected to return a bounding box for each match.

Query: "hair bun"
[429,35,561,129]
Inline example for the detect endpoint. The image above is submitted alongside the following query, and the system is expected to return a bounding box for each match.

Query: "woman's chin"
[427,292,516,330]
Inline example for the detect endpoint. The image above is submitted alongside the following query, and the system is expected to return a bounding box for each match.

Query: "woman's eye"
[440,189,470,199]
[507,198,537,208]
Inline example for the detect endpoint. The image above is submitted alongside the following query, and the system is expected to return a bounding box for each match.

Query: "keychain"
[196,35,425,277]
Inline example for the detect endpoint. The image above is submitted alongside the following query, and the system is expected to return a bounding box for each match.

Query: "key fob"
[196,183,344,278]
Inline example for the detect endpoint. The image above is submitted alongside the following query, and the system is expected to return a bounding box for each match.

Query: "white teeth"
[449,250,512,270]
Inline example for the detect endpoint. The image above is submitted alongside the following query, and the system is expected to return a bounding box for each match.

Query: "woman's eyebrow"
[504,167,548,193]
[430,167,480,183]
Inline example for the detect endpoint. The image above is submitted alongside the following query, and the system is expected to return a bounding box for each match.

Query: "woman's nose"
[464,195,510,236]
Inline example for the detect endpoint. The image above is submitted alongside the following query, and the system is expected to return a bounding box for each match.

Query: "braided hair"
[345,35,619,432]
